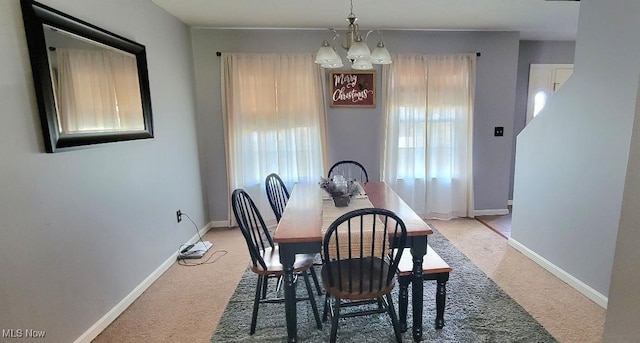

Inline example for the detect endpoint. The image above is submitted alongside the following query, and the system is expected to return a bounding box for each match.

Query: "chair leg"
[309,265,323,296]
[302,270,322,330]
[385,293,403,343]
[322,292,330,322]
[377,297,385,310]
[330,297,341,343]
[275,275,283,295]
[250,275,264,335]
[261,275,268,299]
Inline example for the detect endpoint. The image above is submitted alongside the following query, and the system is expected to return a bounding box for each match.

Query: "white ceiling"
[151,0,580,41]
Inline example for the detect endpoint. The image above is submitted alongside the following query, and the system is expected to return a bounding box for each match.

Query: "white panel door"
[526,64,574,124]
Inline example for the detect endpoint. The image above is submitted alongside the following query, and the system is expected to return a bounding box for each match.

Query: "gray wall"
[603,75,640,341]
[0,0,205,342]
[512,0,640,298]
[191,29,520,221]
[510,41,575,200]
[596,1,640,340]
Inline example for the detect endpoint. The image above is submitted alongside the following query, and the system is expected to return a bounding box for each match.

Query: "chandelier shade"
[346,36,371,60]
[351,58,373,70]
[314,0,391,70]
[370,41,392,64]
[321,60,344,68]
[314,40,342,64]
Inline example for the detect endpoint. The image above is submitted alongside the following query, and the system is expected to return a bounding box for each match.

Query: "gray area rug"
[210,229,557,342]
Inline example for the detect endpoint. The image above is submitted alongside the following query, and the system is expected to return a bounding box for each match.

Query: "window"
[533,90,547,118]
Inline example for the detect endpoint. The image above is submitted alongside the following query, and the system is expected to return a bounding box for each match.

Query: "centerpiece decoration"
[320,175,360,207]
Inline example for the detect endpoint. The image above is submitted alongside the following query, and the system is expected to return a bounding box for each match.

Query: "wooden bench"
[395,245,452,331]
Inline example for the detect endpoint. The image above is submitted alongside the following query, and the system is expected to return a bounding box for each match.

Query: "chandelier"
[314,0,392,70]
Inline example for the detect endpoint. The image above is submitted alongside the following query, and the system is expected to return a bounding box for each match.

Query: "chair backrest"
[322,207,407,295]
[328,160,369,183]
[265,173,290,223]
[231,188,274,270]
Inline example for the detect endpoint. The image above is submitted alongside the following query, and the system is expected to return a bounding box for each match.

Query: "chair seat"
[321,257,395,300]
[249,246,315,276]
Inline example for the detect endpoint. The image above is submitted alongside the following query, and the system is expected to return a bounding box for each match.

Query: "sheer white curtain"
[56,49,144,133]
[382,53,476,219]
[222,53,328,222]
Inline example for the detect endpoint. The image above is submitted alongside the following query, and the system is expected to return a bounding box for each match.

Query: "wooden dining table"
[273,181,433,342]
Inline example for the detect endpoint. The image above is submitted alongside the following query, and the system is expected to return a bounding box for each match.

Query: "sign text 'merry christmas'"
[329,72,375,107]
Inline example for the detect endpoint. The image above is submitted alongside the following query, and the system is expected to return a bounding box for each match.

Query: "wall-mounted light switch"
[494,126,504,137]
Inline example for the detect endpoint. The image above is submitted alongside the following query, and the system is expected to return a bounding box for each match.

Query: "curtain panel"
[221,53,328,223]
[382,53,476,219]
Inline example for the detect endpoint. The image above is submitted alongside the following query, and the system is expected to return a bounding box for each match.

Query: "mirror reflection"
[44,25,145,134]
[21,0,153,153]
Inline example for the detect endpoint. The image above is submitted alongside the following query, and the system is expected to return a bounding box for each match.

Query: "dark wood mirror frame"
[20,0,154,153]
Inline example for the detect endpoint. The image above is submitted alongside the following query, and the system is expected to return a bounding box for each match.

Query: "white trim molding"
[209,220,231,228]
[208,219,274,230]
[509,238,608,309]
[474,208,510,216]
[74,222,213,343]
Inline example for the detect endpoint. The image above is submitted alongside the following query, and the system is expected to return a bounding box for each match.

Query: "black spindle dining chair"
[321,207,407,343]
[264,173,323,295]
[231,188,322,335]
[327,160,369,183]
[265,173,290,223]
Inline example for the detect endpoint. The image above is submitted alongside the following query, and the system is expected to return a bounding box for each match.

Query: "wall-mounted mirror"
[21,0,153,153]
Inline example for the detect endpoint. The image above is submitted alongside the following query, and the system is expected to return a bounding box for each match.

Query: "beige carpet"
[92,219,605,343]
[430,219,605,343]
[93,228,249,343]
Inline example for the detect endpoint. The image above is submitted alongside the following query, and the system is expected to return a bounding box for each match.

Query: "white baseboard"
[207,219,274,230]
[508,199,513,206]
[74,222,213,343]
[508,238,608,309]
[474,208,510,216]
[209,220,230,228]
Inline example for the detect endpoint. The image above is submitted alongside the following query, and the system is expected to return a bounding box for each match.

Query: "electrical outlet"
[176,210,182,223]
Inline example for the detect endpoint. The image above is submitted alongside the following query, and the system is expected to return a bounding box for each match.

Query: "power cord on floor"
[177,212,228,267]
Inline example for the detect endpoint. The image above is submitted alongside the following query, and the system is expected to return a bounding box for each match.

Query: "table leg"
[435,273,449,329]
[279,244,298,343]
[410,236,427,342]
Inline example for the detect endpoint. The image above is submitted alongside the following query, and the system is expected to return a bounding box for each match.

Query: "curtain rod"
[216,51,480,57]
